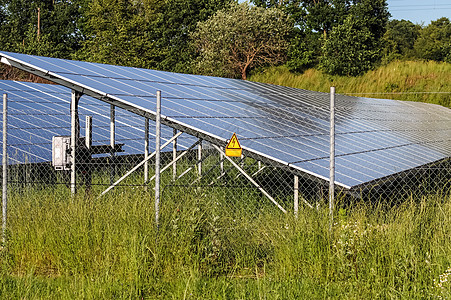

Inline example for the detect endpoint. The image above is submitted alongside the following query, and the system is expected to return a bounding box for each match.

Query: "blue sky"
[239,0,451,25]
[387,0,451,25]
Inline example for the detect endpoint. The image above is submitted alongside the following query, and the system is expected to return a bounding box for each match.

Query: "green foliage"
[73,0,161,68]
[252,0,350,34]
[286,29,318,72]
[253,0,390,77]
[192,2,292,79]
[414,17,451,63]
[0,185,450,298]
[382,19,421,62]
[301,0,350,35]
[319,0,389,76]
[250,60,451,107]
[252,0,352,73]
[320,15,380,76]
[0,0,229,72]
[0,0,83,58]
[72,0,230,72]
[152,0,231,73]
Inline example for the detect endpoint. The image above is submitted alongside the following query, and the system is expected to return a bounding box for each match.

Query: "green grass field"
[0,184,450,299]
[250,60,451,108]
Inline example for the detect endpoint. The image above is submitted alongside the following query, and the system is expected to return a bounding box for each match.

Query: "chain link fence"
[0,90,450,250]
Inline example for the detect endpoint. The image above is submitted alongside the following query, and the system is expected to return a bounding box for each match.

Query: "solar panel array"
[1,51,450,190]
[0,80,195,165]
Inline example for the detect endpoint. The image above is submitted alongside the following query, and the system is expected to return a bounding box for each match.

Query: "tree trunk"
[241,69,247,80]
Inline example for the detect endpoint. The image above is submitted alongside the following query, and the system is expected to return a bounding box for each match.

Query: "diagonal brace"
[212,144,287,214]
[99,131,183,197]
[148,139,202,183]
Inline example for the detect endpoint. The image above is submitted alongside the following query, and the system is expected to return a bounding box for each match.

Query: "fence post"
[85,116,92,192]
[198,140,202,176]
[220,147,224,176]
[173,128,177,181]
[70,90,81,195]
[2,93,8,245]
[110,104,115,185]
[294,175,299,219]
[329,87,335,232]
[144,118,149,184]
[155,91,161,228]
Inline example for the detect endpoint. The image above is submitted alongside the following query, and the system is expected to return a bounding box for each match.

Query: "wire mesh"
[0,86,449,261]
[1,90,449,203]
[0,88,449,280]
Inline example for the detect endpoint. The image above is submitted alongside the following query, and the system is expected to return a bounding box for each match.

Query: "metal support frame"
[214,155,258,184]
[70,90,82,195]
[294,175,299,219]
[85,116,92,149]
[329,87,336,230]
[197,139,202,176]
[110,104,115,185]
[173,128,177,181]
[212,144,287,213]
[177,167,193,181]
[220,147,224,176]
[234,158,258,180]
[0,54,348,194]
[99,131,183,197]
[85,116,92,191]
[189,149,218,186]
[144,118,149,184]
[3,93,8,245]
[150,139,201,183]
[155,91,161,227]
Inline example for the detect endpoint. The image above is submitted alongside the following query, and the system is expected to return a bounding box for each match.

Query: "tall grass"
[249,60,451,107]
[0,184,450,299]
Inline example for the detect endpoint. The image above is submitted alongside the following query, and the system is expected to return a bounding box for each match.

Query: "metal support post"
[173,128,177,181]
[2,93,8,245]
[110,104,115,185]
[198,139,202,176]
[85,116,92,149]
[294,175,299,219]
[155,91,161,228]
[329,87,335,231]
[144,118,149,184]
[70,90,81,195]
[85,116,92,191]
[99,131,182,198]
[220,147,224,176]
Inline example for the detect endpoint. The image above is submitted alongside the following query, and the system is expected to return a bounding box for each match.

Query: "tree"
[320,0,389,76]
[381,19,421,62]
[251,0,348,36]
[285,28,318,72]
[152,0,231,73]
[414,17,451,63]
[0,0,83,58]
[252,0,389,74]
[320,15,379,76]
[192,2,292,80]
[74,0,161,68]
[74,0,229,72]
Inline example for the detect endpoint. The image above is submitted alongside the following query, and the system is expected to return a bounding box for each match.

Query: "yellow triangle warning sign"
[225,133,242,157]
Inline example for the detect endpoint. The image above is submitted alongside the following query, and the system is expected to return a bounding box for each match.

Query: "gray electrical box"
[52,136,71,170]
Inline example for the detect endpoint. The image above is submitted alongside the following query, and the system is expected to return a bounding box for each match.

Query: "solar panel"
[0,80,196,165]
[1,51,450,190]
